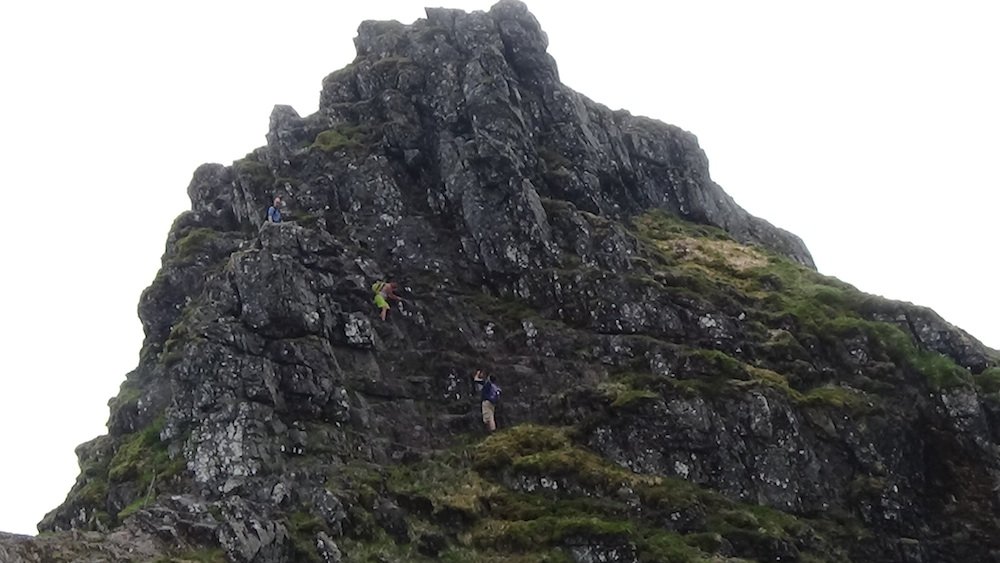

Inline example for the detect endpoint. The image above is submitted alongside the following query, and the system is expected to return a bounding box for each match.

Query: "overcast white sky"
[0,0,997,536]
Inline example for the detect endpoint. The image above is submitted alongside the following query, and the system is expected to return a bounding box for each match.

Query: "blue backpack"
[482,381,501,403]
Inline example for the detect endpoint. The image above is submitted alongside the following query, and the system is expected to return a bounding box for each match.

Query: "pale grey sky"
[0,0,996,535]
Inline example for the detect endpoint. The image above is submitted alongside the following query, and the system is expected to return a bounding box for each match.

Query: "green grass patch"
[744,366,802,398]
[634,210,973,391]
[286,510,326,563]
[388,456,499,520]
[509,445,657,492]
[597,382,660,409]
[116,495,151,521]
[474,515,633,551]
[296,211,323,228]
[159,304,202,368]
[173,228,220,264]
[640,531,710,563]
[312,123,374,152]
[803,385,868,409]
[472,425,572,471]
[77,478,108,506]
[633,212,730,242]
[975,367,1000,393]
[681,348,747,379]
[826,319,970,389]
[107,416,186,521]
[108,418,168,483]
[232,157,272,188]
[337,535,423,562]
[377,421,850,561]
[910,349,969,388]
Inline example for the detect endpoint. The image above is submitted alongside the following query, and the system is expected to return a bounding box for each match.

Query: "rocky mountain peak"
[248,0,815,274]
[3,2,999,562]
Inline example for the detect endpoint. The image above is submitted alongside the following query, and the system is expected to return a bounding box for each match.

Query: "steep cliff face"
[5,2,1000,562]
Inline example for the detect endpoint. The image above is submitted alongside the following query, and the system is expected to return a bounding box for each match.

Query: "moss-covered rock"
[311,123,374,152]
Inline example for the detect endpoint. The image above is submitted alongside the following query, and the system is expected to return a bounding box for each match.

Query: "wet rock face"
[10,1,1000,562]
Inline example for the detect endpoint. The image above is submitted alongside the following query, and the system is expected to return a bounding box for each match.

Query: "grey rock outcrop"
[4,2,999,562]
[307,0,815,270]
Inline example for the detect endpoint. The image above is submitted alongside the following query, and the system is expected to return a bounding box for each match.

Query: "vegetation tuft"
[632,210,975,391]
[312,123,375,152]
[108,417,186,520]
[975,367,1000,394]
[358,424,850,561]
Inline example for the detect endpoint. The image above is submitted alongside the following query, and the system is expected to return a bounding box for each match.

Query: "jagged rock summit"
[4,1,1000,562]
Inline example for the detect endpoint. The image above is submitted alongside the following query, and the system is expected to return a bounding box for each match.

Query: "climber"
[372,280,403,321]
[267,196,283,223]
[476,370,501,433]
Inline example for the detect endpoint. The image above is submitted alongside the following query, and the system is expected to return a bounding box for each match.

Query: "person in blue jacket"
[474,370,502,433]
[267,196,283,223]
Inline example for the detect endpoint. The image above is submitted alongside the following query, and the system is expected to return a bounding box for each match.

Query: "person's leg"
[483,401,496,432]
[482,401,494,432]
[375,294,389,320]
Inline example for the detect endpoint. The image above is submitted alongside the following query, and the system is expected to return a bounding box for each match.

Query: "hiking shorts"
[482,401,496,425]
[374,294,389,309]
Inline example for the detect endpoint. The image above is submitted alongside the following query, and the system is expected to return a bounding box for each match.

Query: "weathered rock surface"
[5,1,1000,562]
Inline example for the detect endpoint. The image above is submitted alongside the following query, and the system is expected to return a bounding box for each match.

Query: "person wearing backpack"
[477,371,501,433]
[267,196,283,223]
